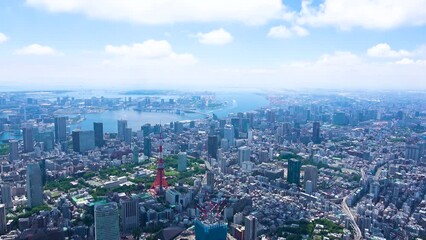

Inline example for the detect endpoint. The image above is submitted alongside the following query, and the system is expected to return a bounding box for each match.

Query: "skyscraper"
[224,124,235,147]
[287,159,301,185]
[178,152,187,172]
[207,135,218,159]
[26,162,43,208]
[54,116,67,143]
[207,171,215,191]
[39,159,47,186]
[93,122,104,148]
[72,130,95,153]
[132,146,139,163]
[95,202,120,240]
[312,121,321,144]
[117,120,127,141]
[9,140,19,161]
[36,131,54,151]
[141,124,151,137]
[119,197,140,234]
[304,165,318,192]
[238,146,251,166]
[143,137,152,158]
[0,204,5,235]
[22,127,34,153]
[244,215,257,240]
[124,127,132,145]
[1,184,12,209]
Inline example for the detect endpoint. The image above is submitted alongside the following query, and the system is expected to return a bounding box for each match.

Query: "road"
[342,195,363,240]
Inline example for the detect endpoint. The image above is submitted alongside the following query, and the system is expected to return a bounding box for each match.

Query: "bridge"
[134,107,212,118]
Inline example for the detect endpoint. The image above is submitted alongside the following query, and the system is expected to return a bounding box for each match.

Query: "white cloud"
[367,43,411,58]
[298,0,426,30]
[26,0,283,25]
[0,33,9,43]
[2,49,426,90]
[196,28,233,45]
[15,44,60,56]
[267,25,309,39]
[316,51,361,66]
[395,58,426,65]
[105,40,197,65]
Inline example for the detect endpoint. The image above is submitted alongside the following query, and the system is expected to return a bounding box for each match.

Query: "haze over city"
[1,0,426,90]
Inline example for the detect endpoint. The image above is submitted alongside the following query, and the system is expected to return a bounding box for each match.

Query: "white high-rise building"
[238,146,251,167]
[304,165,318,192]
[224,124,235,147]
[233,212,243,225]
[95,202,120,240]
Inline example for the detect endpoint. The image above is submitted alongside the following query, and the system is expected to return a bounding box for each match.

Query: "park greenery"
[0,144,9,155]
[75,155,206,199]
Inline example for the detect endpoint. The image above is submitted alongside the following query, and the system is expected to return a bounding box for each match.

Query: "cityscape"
[1,0,426,240]
[0,90,425,240]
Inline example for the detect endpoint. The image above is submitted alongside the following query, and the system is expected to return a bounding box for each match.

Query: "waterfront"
[72,92,269,132]
[0,91,269,140]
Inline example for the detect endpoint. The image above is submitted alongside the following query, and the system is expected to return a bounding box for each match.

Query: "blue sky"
[0,0,426,90]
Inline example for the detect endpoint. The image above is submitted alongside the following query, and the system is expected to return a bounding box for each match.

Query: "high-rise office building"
[241,118,250,133]
[117,120,127,141]
[39,159,47,186]
[95,202,120,240]
[178,152,187,172]
[304,165,318,192]
[0,204,5,235]
[1,184,12,209]
[224,124,235,147]
[238,146,251,166]
[93,122,104,148]
[174,121,183,133]
[132,146,139,163]
[141,124,151,137]
[143,137,152,158]
[9,140,19,161]
[244,215,257,240]
[124,127,132,145]
[207,135,218,159]
[22,127,34,153]
[26,162,43,208]
[287,159,301,185]
[231,118,240,134]
[72,130,95,153]
[36,131,54,151]
[206,171,215,191]
[312,122,321,144]
[54,116,67,143]
[119,197,140,234]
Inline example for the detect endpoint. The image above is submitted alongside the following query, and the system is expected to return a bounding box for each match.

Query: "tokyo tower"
[150,132,168,195]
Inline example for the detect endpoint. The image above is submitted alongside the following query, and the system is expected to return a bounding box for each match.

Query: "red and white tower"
[150,132,168,195]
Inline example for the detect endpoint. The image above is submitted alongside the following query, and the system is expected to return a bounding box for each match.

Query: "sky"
[0,0,426,91]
